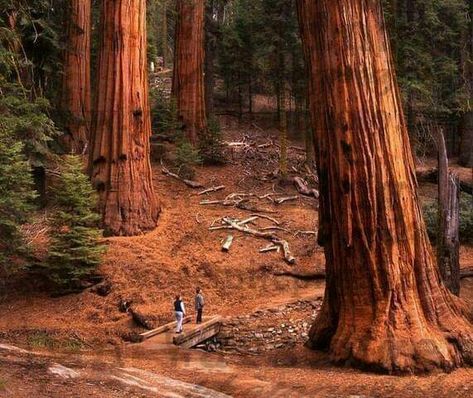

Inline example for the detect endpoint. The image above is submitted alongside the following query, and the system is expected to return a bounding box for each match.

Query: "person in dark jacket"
[194,288,204,324]
[174,295,186,333]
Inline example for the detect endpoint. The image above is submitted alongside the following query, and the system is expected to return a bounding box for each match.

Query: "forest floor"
[0,115,473,397]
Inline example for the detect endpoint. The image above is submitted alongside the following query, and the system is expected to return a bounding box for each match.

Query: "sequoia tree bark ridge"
[89,0,160,236]
[172,0,207,145]
[297,0,473,373]
[61,0,91,154]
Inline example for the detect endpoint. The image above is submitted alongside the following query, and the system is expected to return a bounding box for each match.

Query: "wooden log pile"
[209,215,296,264]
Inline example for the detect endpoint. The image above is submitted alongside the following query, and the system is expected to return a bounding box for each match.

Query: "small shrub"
[199,117,227,165]
[150,87,181,138]
[175,140,202,180]
[27,331,55,349]
[423,193,473,245]
[43,156,106,293]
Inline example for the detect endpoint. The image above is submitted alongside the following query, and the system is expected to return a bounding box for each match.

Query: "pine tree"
[0,127,36,269]
[46,155,105,291]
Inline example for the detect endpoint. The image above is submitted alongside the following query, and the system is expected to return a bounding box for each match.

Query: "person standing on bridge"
[195,287,204,324]
[174,295,186,333]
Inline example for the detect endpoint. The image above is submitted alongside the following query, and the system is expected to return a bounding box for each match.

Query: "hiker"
[174,294,186,333]
[195,287,204,324]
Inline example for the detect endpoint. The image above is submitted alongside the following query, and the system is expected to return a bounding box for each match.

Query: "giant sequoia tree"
[89,0,159,236]
[297,0,473,373]
[172,0,207,145]
[61,0,91,154]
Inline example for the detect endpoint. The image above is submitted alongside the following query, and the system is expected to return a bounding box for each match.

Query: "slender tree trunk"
[160,0,170,68]
[61,0,91,154]
[436,129,460,295]
[297,0,473,373]
[89,0,160,236]
[204,0,216,117]
[172,0,207,145]
[459,0,473,167]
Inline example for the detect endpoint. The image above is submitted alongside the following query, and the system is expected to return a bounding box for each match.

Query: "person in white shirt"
[174,294,186,333]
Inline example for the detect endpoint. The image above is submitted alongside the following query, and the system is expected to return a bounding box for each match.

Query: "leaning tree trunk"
[172,0,207,145]
[297,0,473,373]
[435,129,460,295]
[89,0,160,236]
[61,0,91,154]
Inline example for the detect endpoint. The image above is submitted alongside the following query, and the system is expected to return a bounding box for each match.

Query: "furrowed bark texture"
[172,0,207,145]
[297,0,473,373]
[61,0,91,154]
[89,0,160,236]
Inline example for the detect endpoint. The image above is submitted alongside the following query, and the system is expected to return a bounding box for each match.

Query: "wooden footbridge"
[138,316,223,349]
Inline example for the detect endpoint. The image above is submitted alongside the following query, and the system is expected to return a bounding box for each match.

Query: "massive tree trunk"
[172,0,207,145]
[89,0,160,236]
[61,0,91,154]
[297,0,473,373]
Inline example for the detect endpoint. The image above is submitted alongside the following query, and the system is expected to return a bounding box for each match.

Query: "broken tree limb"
[293,177,319,198]
[161,165,204,188]
[222,235,234,252]
[271,239,295,264]
[198,185,225,195]
[274,195,299,204]
[250,214,281,225]
[259,244,279,253]
[238,216,259,225]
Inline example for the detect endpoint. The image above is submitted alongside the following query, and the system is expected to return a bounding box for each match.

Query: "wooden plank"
[139,316,192,341]
[173,316,222,348]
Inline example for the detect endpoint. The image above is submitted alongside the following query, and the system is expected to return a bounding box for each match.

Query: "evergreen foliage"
[198,117,226,165]
[175,140,202,180]
[45,156,105,291]
[0,127,36,269]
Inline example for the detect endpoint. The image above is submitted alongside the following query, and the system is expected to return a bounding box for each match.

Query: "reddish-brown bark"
[61,0,91,154]
[89,0,160,236]
[172,0,207,145]
[297,0,473,373]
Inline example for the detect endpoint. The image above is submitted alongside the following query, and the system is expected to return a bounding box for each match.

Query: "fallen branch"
[213,217,295,264]
[198,185,225,195]
[293,177,319,198]
[259,244,279,253]
[274,195,299,205]
[250,214,281,225]
[162,165,204,188]
[271,239,295,264]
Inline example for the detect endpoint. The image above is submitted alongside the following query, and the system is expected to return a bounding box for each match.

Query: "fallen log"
[273,270,326,280]
[416,168,472,195]
[161,165,204,188]
[222,235,234,252]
